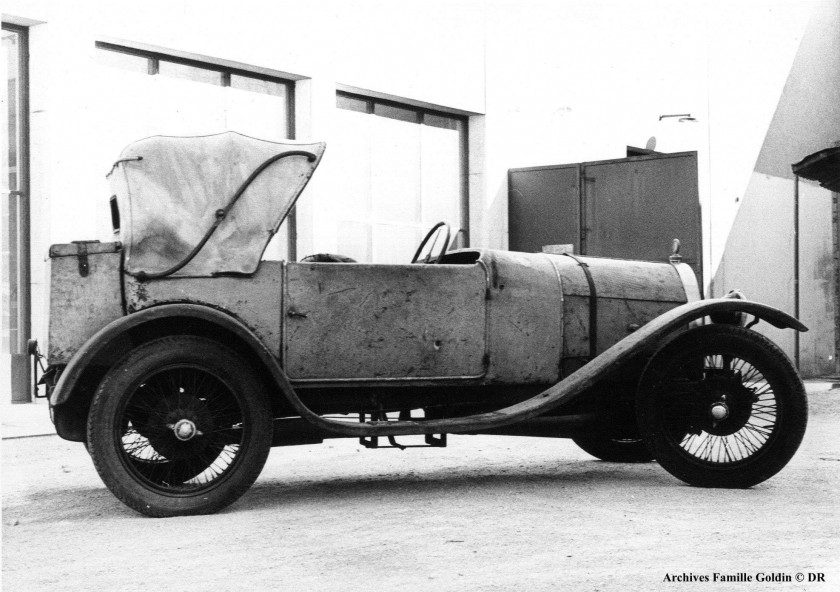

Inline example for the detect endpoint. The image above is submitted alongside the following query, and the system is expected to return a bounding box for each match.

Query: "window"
[93,42,295,259]
[319,92,468,263]
[94,42,294,135]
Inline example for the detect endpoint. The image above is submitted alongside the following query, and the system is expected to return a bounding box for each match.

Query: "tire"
[87,335,273,517]
[637,325,807,488]
[573,436,654,463]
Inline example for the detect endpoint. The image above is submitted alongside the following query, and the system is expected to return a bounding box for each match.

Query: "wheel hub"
[171,418,200,441]
[700,373,755,436]
[709,402,730,421]
[145,395,215,460]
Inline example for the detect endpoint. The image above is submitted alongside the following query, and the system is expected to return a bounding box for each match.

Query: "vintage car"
[40,132,808,517]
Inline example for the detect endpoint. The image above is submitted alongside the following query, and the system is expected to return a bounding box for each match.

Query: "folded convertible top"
[109,131,325,277]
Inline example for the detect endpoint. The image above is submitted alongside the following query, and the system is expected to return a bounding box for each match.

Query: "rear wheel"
[87,335,272,517]
[637,325,807,488]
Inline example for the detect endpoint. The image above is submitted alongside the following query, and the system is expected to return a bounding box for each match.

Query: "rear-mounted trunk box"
[47,241,123,365]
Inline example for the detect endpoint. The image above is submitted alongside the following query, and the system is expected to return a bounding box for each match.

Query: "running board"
[273,298,805,438]
[269,414,599,446]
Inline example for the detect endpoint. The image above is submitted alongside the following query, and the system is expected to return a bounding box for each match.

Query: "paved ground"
[2,382,839,591]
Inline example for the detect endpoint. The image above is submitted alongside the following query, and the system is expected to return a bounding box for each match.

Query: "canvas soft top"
[109,131,325,278]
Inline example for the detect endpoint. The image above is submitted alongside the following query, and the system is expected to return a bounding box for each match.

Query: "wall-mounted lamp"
[659,113,697,122]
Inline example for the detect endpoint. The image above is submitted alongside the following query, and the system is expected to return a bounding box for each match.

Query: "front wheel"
[87,335,273,517]
[637,325,807,488]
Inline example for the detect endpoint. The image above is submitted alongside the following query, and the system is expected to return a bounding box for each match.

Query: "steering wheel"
[411,222,451,264]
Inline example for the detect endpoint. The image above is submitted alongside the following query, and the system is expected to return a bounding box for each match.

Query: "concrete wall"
[713,174,835,376]
[712,0,840,376]
[3,0,835,376]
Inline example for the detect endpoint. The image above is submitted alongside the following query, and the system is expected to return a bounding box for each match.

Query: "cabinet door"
[583,152,702,284]
[508,165,580,254]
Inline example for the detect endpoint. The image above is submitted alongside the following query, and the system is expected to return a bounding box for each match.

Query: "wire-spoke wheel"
[637,325,807,488]
[87,335,272,517]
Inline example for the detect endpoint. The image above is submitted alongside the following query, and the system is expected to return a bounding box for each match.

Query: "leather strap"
[564,253,597,358]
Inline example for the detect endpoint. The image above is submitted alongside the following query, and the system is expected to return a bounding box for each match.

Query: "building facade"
[2,0,838,401]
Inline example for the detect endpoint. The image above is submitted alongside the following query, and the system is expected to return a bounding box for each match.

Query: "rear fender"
[49,304,286,441]
[50,303,281,407]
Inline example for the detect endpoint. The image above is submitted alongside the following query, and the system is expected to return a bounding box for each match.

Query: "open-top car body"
[42,132,808,517]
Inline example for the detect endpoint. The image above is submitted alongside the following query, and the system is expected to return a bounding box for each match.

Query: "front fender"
[50,303,281,407]
[703,298,806,332]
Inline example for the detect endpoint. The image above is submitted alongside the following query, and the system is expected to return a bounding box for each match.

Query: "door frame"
[2,22,31,403]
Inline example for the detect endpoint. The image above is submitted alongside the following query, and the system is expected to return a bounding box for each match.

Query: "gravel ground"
[2,384,839,591]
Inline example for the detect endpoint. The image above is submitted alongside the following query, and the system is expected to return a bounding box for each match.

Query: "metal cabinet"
[509,151,702,286]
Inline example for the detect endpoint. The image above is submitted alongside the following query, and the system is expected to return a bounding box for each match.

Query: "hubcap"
[171,419,199,441]
[710,403,729,421]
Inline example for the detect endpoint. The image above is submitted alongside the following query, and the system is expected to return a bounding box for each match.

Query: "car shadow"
[237,459,677,513]
[4,459,680,522]
[2,485,133,524]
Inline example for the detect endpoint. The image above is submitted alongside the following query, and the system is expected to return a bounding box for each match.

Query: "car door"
[283,262,487,382]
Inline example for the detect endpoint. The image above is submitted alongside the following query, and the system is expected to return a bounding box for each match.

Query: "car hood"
[109,131,325,277]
